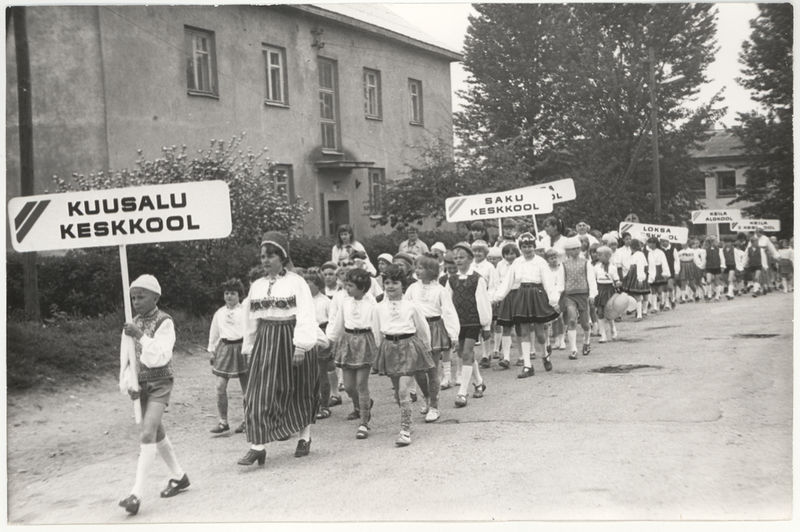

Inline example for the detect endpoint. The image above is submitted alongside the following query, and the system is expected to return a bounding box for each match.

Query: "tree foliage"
[387,4,722,231]
[732,4,793,236]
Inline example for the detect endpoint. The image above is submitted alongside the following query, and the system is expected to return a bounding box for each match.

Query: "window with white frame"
[364,68,382,119]
[319,58,340,151]
[263,45,287,105]
[185,26,218,96]
[271,164,293,203]
[408,78,423,125]
[368,168,385,214]
[716,170,737,197]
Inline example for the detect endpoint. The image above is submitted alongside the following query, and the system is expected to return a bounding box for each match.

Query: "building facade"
[6,4,461,237]
[689,129,753,237]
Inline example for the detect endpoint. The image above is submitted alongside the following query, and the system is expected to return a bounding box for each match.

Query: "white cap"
[377,253,394,264]
[563,236,582,250]
[431,242,447,253]
[130,274,161,295]
[487,247,502,258]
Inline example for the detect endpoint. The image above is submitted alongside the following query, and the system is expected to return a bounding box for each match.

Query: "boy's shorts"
[139,378,173,409]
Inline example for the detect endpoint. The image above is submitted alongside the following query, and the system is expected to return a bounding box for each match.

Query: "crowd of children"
[118,221,793,515]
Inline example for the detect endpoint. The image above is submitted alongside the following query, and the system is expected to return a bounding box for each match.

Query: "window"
[185,26,218,97]
[262,45,287,105]
[368,168,386,214]
[691,174,706,199]
[319,58,340,151]
[271,164,294,203]
[716,170,737,197]
[363,68,382,119]
[408,79,423,125]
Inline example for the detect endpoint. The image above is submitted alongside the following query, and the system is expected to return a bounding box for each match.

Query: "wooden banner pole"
[119,244,142,424]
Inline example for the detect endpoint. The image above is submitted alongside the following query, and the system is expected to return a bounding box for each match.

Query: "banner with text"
[619,221,689,244]
[690,209,742,224]
[531,178,576,204]
[730,219,781,232]
[446,187,554,223]
[8,180,232,252]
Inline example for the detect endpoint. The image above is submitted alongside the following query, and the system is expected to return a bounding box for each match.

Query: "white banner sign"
[690,209,742,224]
[8,180,232,252]
[619,221,689,244]
[446,187,553,223]
[730,219,781,232]
[531,178,576,204]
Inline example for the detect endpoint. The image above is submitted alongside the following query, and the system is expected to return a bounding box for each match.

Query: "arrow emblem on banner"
[14,199,50,243]
[447,197,468,220]
[620,223,633,233]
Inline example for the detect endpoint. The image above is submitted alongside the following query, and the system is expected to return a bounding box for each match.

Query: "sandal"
[454,394,468,408]
[316,408,331,419]
[582,344,591,356]
[356,424,370,439]
[472,382,486,398]
[346,409,361,421]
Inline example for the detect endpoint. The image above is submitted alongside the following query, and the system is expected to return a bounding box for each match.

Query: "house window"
[691,174,706,199]
[263,45,287,105]
[716,170,737,197]
[271,164,294,203]
[319,58,340,151]
[408,79,423,125]
[364,68,382,119]
[185,26,218,97]
[368,168,386,214]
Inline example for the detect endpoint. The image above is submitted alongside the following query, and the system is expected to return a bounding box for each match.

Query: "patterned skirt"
[427,317,451,352]
[511,283,559,324]
[595,283,616,312]
[650,264,668,286]
[334,330,378,369]
[496,290,518,327]
[244,319,320,445]
[677,260,701,283]
[212,340,248,378]
[622,265,650,295]
[375,334,434,377]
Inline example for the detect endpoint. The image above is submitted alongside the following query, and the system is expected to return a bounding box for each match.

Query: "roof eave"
[290,4,463,62]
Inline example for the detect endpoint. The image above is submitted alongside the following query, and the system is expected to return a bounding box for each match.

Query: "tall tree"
[733,4,793,236]
[453,3,721,228]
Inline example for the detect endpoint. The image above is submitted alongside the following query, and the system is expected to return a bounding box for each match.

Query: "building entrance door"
[328,200,350,235]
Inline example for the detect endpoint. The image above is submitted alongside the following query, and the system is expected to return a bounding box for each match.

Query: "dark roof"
[691,129,745,159]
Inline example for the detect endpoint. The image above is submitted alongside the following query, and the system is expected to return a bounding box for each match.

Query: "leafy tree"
[732,4,793,236]
[418,3,722,230]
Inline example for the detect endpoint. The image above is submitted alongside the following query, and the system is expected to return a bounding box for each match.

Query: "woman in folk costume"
[238,232,328,466]
[620,238,650,321]
[645,237,671,313]
[559,236,598,359]
[492,232,560,378]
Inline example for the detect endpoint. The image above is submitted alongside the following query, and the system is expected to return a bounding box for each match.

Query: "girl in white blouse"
[405,255,459,423]
[645,237,671,314]
[620,239,650,321]
[375,265,434,446]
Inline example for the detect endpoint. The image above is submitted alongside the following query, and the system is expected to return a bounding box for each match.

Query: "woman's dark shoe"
[160,473,190,498]
[210,422,230,434]
[237,448,266,466]
[345,409,361,420]
[543,355,553,372]
[294,439,311,457]
[119,494,141,515]
[234,421,246,434]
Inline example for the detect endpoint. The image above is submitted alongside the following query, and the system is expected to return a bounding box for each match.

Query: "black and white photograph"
[4,0,795,528]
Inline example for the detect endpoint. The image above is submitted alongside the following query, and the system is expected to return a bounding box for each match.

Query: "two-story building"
[6,4,462,237]
[689,128,753,237]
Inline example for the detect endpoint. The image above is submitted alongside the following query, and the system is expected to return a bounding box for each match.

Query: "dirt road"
[6,292,794,524]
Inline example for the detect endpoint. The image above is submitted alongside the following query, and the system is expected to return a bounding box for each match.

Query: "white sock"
[493,332,503,352]
[471,361,483,386]
[458,365,473,396]
[132,443,157,497]
[441,361,451,383]
[598,319,607,341]
[567,330,577,352]
[583,328,591,346]
[636,301,642,319]
[336,367,343,386]
[715,285,723,299]
[409,380,417,394]
[501,336,512,361]
[156,436,184,480]
[521,341,532,367]
[299,425,311,441]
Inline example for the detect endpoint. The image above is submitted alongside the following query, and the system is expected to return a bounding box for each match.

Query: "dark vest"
[706,246,721,269]
[661,246,676,276]
[747,246,762,268]
[448,272,481,327]
[723,247,736,269]
[134,308,174,382]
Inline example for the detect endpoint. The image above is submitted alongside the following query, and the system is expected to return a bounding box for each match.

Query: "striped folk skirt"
[244,319,320,445]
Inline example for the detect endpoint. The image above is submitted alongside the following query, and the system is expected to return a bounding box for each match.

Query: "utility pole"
[648,46,662,221]
[13,6,41,321]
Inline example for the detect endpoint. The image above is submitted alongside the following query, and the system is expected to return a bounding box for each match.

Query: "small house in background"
[6,4,462,238]
[689,129,753,237]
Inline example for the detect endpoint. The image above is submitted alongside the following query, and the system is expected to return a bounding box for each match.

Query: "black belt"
[221,338,243,345]
[519,282,542,288]
[384,333,414,341]
[426,316,441,322]
[345,327,372,334]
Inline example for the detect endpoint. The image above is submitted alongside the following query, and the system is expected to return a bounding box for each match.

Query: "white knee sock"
[493,332,502,352]
[441,361,451,383]
[583,328,591,346]
[156,436,184,480]
[132,443,157,497]
[521,341,532,367]
[636,301,643,319]
[501,336,512,361]
[471,361,483,386]
[567,330,577,352]
[458,365,473,396]
[598,319,607,341]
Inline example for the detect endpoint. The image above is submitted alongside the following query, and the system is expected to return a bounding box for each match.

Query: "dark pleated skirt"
[334,331,378,369]
[595,283,616,312]
[212,341,248,378]
[622,265,650,295]
[678,260,701,283]
[375,335,434,377]
[496,289,518,327]
[511,284,559,324]
[244,319,320,445]
[428,318,451,352]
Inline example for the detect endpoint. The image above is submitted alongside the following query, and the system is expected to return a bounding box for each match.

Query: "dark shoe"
[210,422,230,434]
[517,366,534,379]
[479,357,490,369]
[454,394,468,408]
[515,359,524,367]
[119,494,141,515]
[160,473,190,498]
[328,395,342,406]
[237,448,266,466]
[569,352,578,360]
[234,421,246,434]
[472,382,486,398]
[356,424,370,439]
[543,355,552,372]
[294,439,311,458]
[546,343,553,357]
[316,407,331,419]
[371,366,379,374]
[410,392,418,403]
[346,409,361,421]
[582,344,591,356]
[498,359,510,369]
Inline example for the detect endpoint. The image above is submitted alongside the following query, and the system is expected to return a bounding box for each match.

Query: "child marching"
[560,236,598,359]
[620,239,650,320]
[593,246,620,342]
[645,237,671,312]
